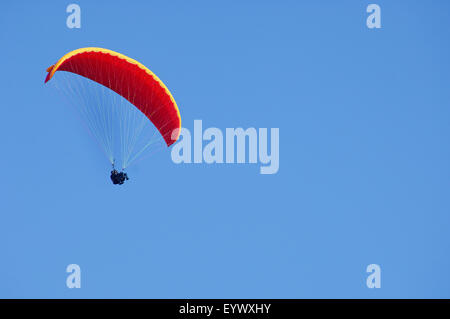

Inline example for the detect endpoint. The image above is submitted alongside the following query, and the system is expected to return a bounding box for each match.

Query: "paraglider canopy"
[45,47,181,146]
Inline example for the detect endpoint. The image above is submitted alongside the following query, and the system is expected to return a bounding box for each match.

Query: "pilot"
[110,169,129,185]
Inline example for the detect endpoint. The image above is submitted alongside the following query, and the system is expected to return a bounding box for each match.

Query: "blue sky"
[0,0,450,298]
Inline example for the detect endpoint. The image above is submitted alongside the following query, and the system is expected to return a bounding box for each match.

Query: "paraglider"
[110,168,129,185]
[45,47,181,185]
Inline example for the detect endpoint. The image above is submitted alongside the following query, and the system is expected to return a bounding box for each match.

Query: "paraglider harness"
[110,163,129,185]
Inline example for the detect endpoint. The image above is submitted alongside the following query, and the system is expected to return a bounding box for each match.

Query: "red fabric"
[46,51,180,146]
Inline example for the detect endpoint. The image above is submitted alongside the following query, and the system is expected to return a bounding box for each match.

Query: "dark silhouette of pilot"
[110,169,129,185]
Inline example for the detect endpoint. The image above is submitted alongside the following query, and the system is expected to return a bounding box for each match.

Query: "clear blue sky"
[1,0,449,298]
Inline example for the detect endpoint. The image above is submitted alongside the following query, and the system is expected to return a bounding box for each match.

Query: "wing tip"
[44,65,55,83]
